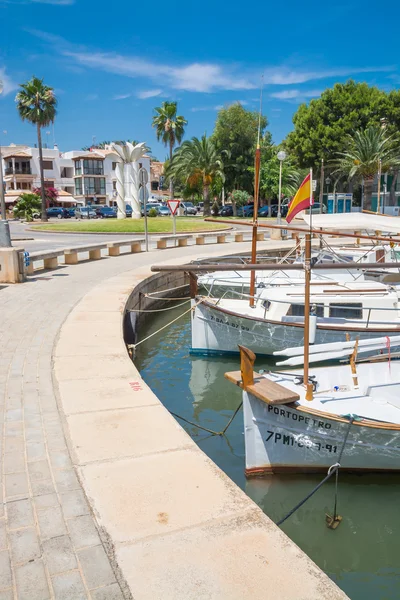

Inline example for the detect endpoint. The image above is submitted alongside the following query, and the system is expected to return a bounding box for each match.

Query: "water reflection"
[135,305,400,600]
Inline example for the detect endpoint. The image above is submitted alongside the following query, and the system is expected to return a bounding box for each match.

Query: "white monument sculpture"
[110,142,147,219]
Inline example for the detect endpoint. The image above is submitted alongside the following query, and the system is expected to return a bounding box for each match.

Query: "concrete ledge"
[53,246,348,600]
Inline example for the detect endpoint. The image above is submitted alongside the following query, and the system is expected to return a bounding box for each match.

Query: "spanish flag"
[286,173,312,223]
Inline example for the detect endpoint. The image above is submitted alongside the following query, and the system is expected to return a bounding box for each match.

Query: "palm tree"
[333,126,400,210]
[152,101,187,198]
[16,77,57,221]
[167,135,225,216]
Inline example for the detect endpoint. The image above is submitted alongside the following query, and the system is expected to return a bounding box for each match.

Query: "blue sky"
[0,0,399,159]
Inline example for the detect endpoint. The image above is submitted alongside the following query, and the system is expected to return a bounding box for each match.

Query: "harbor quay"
[0,237,349,599]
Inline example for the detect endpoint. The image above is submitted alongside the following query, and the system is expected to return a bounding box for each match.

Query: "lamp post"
[277,150,286,225]
[0,80,6,222]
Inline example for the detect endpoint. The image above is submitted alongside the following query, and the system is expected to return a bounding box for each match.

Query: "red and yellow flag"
[286,173,312,223]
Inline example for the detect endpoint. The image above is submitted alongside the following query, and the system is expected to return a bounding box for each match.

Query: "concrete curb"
[26,226,233,236]
[53,243,348,600]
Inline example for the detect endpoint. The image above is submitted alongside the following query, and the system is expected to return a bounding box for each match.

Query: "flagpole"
[249,78,263,308]
[304,167,313,401]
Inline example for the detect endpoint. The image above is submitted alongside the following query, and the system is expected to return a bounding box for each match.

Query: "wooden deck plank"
[225,371,300,405]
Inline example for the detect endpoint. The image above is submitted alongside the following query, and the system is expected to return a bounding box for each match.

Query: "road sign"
[139,168,148,186]
[167,200,180,216]
[312,180,317,192]
[139,185,149,202]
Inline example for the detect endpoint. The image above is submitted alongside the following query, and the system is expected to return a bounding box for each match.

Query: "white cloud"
[137,89,162,99]
[2,0,74,4]
[264,65,394,85]
[191,105,223,112]
[0,67,18,96]
[113,93,131,100]
[270,89,323,100]
[85,93,98,101]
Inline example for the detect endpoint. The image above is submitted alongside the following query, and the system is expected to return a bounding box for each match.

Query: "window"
[288,304,324,317]
[83,159,104,175]
[75,160,82,175]
[329,303,363,320]
[112,162,117,170]
[75,178,83,195]
[112,181,117,190]
[85,178,105,195]
[42,160,53,170]
[44,181,54,188]
[139,162,142,168]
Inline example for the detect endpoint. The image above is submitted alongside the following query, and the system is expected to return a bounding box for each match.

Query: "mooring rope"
[131,298,204,349]
[128,300,190,313]
[276,416,355,527]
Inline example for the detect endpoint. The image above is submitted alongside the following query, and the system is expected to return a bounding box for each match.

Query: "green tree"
[15,77,57,221]
[13,193,41,222]
[229,190,251,216]
[258,147,306,202]
[212,103,270,193]
[152,101,187,198]
[286,81,387,168]
[167,135,225,216]
[332,126,400,210]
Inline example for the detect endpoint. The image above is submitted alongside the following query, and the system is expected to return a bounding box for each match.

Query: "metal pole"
[303,233,312,400]
[277,159,283,224]
[319,158,324,214]
[0,145,6,221]
[376,159,382,214]
[144,187,149,252]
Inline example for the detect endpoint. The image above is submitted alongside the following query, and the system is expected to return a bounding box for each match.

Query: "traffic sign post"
[139,184,149,252]
[167,200,180,235]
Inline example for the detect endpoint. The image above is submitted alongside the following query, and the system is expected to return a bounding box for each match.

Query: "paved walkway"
[0,239,279,600]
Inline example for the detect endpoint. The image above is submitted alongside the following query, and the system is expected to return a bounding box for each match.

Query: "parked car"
[46,207,70,219]
[158,205,171,216]
[75,206,97,219]
[236,204,254,218]
[269,204,288,218]
[257,206,270,217]
[95,206,116,219]
[66,208,76,217]
[219,205,233,217]
[180,201,197,216]
[306,202,327,214]
[197,202,204,213]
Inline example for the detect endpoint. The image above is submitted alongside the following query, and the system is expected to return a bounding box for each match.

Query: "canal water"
[135,303,400,600]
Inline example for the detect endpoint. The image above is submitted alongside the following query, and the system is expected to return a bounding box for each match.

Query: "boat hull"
[191,300,399,356]
[244,392,400,475]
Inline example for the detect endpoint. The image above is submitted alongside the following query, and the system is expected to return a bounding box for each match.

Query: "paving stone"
[50,451,71,469]
[43,535,77,575]
[5,409,22,422]
[67,516,100,550]
[28,459,51,483]
[0,589,14,600]
[15,560,51,600]
[91,583,124,600]
[5,472,28,498]
[61,490,90,519]
[30,478,55,497]
[37,506,67,539]
[26,441,47,462]
[54,469,81,492]
[4,436,24,454]
[0,551,12,590]
[9,528,41,563]
[0,523,6,551]
[7,499,34,529]
[51,571,87,600]
[3,452,25,474]
[33,493,59,511]
[78,545,116,590]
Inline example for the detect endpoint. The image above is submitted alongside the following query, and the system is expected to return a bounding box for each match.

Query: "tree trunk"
[37,124,48,221]
[390,170,398,206]
[203,184,211,216]
[364,178,373,211]
[169,139,174,199]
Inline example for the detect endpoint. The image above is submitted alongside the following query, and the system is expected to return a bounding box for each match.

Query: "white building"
[1,143,151,208]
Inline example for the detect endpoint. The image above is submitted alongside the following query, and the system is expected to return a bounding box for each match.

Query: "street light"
[0,80,6,222]
[277,150,286,224]
[325,177,331,212]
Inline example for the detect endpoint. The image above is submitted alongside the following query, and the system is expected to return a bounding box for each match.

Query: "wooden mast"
[249,84,263,308]
[303,232,313,401]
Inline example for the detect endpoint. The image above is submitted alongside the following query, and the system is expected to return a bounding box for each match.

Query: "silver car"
[75,207,98,219]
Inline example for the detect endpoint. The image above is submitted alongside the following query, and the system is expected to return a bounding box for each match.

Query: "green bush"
[148,208,158,217]
[14,193,42,222]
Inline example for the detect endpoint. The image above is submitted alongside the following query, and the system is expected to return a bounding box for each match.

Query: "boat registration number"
[209,315,249,331]
[266,430,338,453]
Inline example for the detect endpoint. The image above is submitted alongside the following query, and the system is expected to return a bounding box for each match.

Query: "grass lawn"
[30,217,231,234]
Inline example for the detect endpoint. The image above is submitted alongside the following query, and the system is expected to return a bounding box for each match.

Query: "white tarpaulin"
[302,212,400,234]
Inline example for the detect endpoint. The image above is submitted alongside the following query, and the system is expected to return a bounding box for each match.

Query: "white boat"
[191,281,400,356]
[225,341,400,475]
[198,245,400,297]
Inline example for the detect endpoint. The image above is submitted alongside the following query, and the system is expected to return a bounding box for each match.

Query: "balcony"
[5,167,32,176]
[83,168,104,176]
